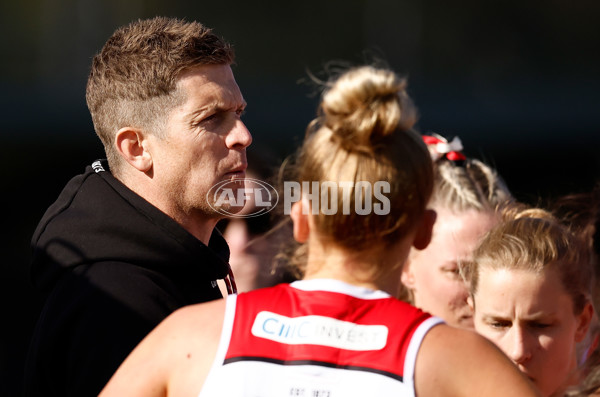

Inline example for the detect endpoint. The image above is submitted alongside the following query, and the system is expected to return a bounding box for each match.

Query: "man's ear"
[412,209,436,250]
[290,200,310,243]
[115,127,153,172]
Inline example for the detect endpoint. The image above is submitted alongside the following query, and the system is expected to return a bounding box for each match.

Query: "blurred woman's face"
[402,208,497,329]
[473,266,590,397]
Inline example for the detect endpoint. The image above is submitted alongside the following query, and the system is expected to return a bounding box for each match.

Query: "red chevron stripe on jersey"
[224,281,432,381]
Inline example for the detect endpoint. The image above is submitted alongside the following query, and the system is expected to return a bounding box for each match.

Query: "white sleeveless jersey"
[199,279,443,397]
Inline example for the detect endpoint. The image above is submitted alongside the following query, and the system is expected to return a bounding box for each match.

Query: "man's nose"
[226,119,252,149]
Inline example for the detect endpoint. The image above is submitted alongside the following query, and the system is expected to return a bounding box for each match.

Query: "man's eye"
[194,114,219,129]
[203,114,218,123]
[236,108,246,117]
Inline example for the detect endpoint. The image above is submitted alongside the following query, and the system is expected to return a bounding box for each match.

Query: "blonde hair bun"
[292,64,433,254]
[320,66,417,149]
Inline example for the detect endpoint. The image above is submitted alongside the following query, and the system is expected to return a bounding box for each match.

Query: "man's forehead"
[176,64,235,87]
[175,64,244,109]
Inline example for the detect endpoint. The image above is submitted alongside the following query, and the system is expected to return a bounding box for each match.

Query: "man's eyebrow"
[185,98,247,122]
[194,100,246,115]
[186,105,220,120]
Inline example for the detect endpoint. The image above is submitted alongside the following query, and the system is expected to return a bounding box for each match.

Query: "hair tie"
[422,133,466,162]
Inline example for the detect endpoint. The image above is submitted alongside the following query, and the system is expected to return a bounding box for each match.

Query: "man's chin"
[210,201,247,216]
[206,180,249,216]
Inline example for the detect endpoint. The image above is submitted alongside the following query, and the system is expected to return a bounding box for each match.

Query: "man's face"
[149,64,252,226]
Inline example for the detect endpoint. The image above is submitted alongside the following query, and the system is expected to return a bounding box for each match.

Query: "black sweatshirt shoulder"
[26,160,231,397]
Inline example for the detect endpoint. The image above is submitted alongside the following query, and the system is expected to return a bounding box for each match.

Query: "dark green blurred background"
[1,0,599,394]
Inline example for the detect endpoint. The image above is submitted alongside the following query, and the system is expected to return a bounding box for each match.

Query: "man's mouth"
[225,170,246,178]
[225,164,247,179]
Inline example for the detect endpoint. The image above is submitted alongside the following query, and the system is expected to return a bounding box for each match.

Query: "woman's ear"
[115,127,153,172]
[401,259,416,289]
[575,302,595,343]
[290,200,310,243]
[413,209,436,250]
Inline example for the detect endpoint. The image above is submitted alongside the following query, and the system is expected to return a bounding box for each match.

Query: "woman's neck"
[302,234,413,297]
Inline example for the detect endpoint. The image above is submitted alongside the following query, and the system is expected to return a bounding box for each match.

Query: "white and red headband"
[422,133,466,162]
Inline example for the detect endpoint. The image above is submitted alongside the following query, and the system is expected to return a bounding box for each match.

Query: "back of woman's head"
[295,65,433,251]
[423,134,512,213]
[470,206,593,314]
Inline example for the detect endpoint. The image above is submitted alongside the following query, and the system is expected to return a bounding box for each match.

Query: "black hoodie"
[25,160,231,396]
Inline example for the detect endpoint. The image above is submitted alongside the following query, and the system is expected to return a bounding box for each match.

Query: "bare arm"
[415,324,542,397]
[99,299,227,397]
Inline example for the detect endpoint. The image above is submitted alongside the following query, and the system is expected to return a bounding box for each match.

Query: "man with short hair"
[25,17,252,396]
